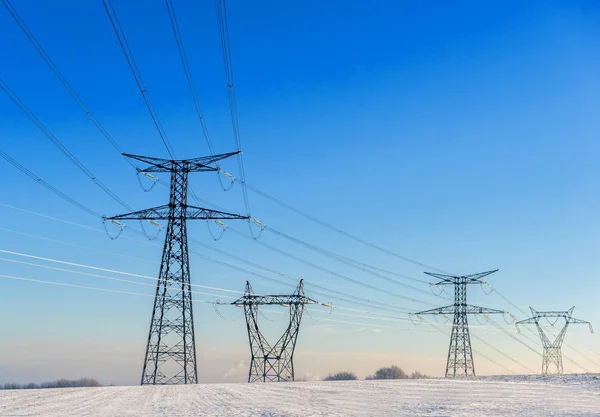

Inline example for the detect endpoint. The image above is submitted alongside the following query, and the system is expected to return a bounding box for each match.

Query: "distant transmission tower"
[415,270,505,378]
[516,307,593,375]
[232,280,317,382]
[106,152,247,385]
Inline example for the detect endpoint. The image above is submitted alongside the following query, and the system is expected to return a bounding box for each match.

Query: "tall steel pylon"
[231,280,317,382]
[415,270,505,378]
[106,152,247,385]
[516,307,593,375]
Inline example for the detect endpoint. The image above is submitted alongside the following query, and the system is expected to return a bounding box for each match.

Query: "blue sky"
[1,0,600,384]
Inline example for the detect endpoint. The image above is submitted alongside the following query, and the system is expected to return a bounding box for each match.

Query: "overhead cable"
[0,79,133,211]
[1,0,138,171]
[214,0,252,220]
[244,181,449,273]
[0,150,101,218]
[101,0,176,158]
[228,227,439,307]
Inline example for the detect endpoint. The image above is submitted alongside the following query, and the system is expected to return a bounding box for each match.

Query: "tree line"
[323,365,430,381]
[1,378,101,390]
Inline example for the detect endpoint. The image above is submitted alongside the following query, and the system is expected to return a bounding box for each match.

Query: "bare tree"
[367,365,408,380]
[1,378,101,390]
[323,371,358,381]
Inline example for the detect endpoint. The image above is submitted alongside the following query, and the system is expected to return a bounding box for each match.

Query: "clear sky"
[1,0,599,385]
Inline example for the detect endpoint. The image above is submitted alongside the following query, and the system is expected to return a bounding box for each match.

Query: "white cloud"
[222,360,247,379]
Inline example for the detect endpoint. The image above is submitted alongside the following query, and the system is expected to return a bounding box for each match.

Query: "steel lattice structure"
[232,280,317,382]
[516,307,593,375]
[106,152,247,385]
[416,270,505,378]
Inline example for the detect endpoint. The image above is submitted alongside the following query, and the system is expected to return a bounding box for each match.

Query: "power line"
[488,318,542,357]
[423,321,517,375]
[189,242,420,314]
[0,0,137,171]
[2,0,592,374]
[0,200,570,374]
[263,226,443,299]
[164,0,214,156]
[101,0,176,159]
[0,207,535,373]
[0,78,133,211]
[266,226,431,285]
[4,0,589,375]
[161,142,584,373]
[0,230,426,328]
[244,181,448,273]
[170,193,447,300]
[0,203,421,315]
[0,203,102,231]
[1,202,589,375]
[0,150,101,218]
[1,228,430,326]
[0,248,243,296]
[306,307,517,333]
[484,284,595,372]
[0,199,425,317]
[268,308,440,333]
[228,226,439,307]
[102,0,224,212]
[214,0,251,218]
[0,226,249,298]
[1,269,525,375]
[0,255,237,300]
[3,268,528,375]
[0,273,216,304]
[469,332,537,374]
[563,341,600,369]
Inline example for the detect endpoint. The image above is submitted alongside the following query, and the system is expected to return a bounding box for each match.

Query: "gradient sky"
[1,0,600,385]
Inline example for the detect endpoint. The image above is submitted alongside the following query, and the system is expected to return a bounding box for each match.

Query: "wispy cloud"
[222,360,247,379]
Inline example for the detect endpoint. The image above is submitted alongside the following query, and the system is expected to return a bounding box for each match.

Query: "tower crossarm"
[532,311,573,318]
[236,280,314,382]
[417,304,505,316]
[464,305,506,315]
[567,317,594,333]
[232,294,317,306]
[425,269,498,285]
[124,151,239,172]
[416,269,502,378]
[416,305,456,315]
[105,152,247,385]
[105,205,249,221]
[515,306,593,375]
[515,317,538,326]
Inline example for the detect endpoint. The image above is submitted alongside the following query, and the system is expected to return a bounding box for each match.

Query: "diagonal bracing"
[105,152,247,385]
[516,307,593,375]
[415,270,506,378]
[232,280,317,382]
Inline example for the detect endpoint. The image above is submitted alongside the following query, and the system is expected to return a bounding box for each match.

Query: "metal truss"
[516,307,593,375]
[106,152,247,385]
[232,280,317,382]
[416,270,505,378]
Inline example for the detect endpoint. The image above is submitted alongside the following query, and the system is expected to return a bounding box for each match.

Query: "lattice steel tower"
[516,307,593,375]
[415,270,505,378]
[232,280,317,382]
[106,152,247,385]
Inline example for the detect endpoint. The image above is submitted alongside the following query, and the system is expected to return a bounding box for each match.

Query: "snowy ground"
[1,375,600,416]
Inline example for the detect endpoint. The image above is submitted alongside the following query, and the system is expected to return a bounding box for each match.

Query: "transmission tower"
[231,280,317,382]
[106,152,247,385]
[415,269,505,378]
[516,307,593,375]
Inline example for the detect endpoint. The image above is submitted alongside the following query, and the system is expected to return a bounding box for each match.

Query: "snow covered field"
[1,375,600,416]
